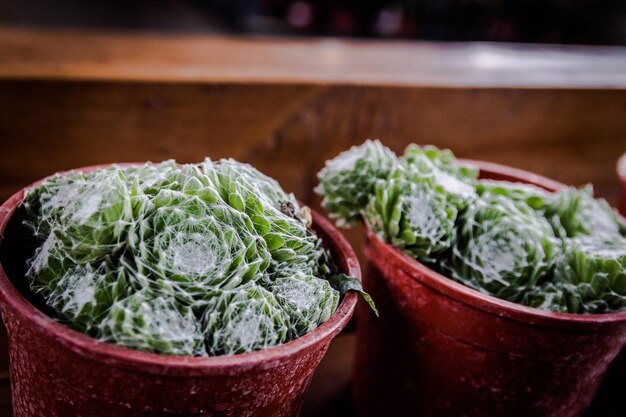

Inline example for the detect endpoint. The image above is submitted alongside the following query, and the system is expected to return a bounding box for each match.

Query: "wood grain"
[2,82,624,203]
[2,26,626,88]
[1,26,626,416]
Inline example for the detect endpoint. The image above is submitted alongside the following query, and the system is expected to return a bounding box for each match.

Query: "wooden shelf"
[2,26,626,88]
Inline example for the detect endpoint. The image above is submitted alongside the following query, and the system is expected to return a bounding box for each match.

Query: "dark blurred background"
[1,0,626,44]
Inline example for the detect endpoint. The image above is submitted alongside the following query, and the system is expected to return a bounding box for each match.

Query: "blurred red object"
[618,153,626,215]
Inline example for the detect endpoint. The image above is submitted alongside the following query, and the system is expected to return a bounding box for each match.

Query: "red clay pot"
[353,160,626,417]
[0,166,359,417]
[614,153,626,378]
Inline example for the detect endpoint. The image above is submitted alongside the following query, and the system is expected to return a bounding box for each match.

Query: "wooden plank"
[1,81,623,204]
[2,26,626,88]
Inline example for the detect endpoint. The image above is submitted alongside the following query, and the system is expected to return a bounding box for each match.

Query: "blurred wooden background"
[1,26,626,416]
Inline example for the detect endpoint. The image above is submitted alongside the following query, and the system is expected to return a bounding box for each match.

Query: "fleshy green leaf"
[328,273,378,316]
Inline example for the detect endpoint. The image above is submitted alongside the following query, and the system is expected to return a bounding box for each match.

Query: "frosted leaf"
[435,171,476,200]
[23,159,343,356]
[72,193,103,224]
[325,146,366,172]
[550,235,626,313]
[25,168,136,264]
[363,170,457,261]
[25,231,72,292]
[42,182,80,213]
[445,196,557,300]
[401,143,478,183]
[202,282,290,356]
[547,185,626,238]
[27,233,56,277]
[122,160,178,190]
[43,262,130,333]
[477,236,516,275]
[101,291,205,356]
[269,273,340,337]
[406,192,442,235]
[316,140,397,227]
[63,271,97,311]
[167,233,216,276]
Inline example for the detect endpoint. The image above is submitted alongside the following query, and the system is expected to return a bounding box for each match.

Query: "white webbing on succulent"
[316,140,626,314]
[447,197,556,298]
[23,160,340,356]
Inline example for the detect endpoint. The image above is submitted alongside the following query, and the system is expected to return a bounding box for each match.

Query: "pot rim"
[365,158,626,329]
[0,163,359,375]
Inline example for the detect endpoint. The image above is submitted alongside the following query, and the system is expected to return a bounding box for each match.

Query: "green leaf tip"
[328,273,378,316]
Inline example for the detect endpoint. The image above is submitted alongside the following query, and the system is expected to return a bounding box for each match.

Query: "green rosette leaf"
[363,168,458,261]
[476,180,553,211]
[446,195,558,300]
[24,168,134,263]
[316,139,397,227]
[401,145,477,209]
[269,272,340,337]
[552,235,626,313]
[327,273,377,316]
[44,262,131,334]
[100,290,206,356]
[133,185,270,303]
[202,282,290,356]
[547,185,626,238]
[402,144,478,181]
[204,158,327,279]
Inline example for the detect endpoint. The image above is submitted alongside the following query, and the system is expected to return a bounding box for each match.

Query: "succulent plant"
[205,159,324,278]
[202,282,290,356]
[546,185,626,238]
[317,139,626,314]
[22,159,367,356]
[101,289,205,356]
[402,144,478,182]
[316,139,397,227]
[24,169,134,263]
[41,261,127,334]
[401,144,478,209]
[445,195,558,300]
[476,180,553,211]
[269,272,340,338]
[552,235,626,313]
[363,168,458,261]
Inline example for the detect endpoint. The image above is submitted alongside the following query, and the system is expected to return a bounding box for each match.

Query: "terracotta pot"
[614,153,626,378]
[618,153,626,216]
[0,165,359,417]
[353,160,626,417]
